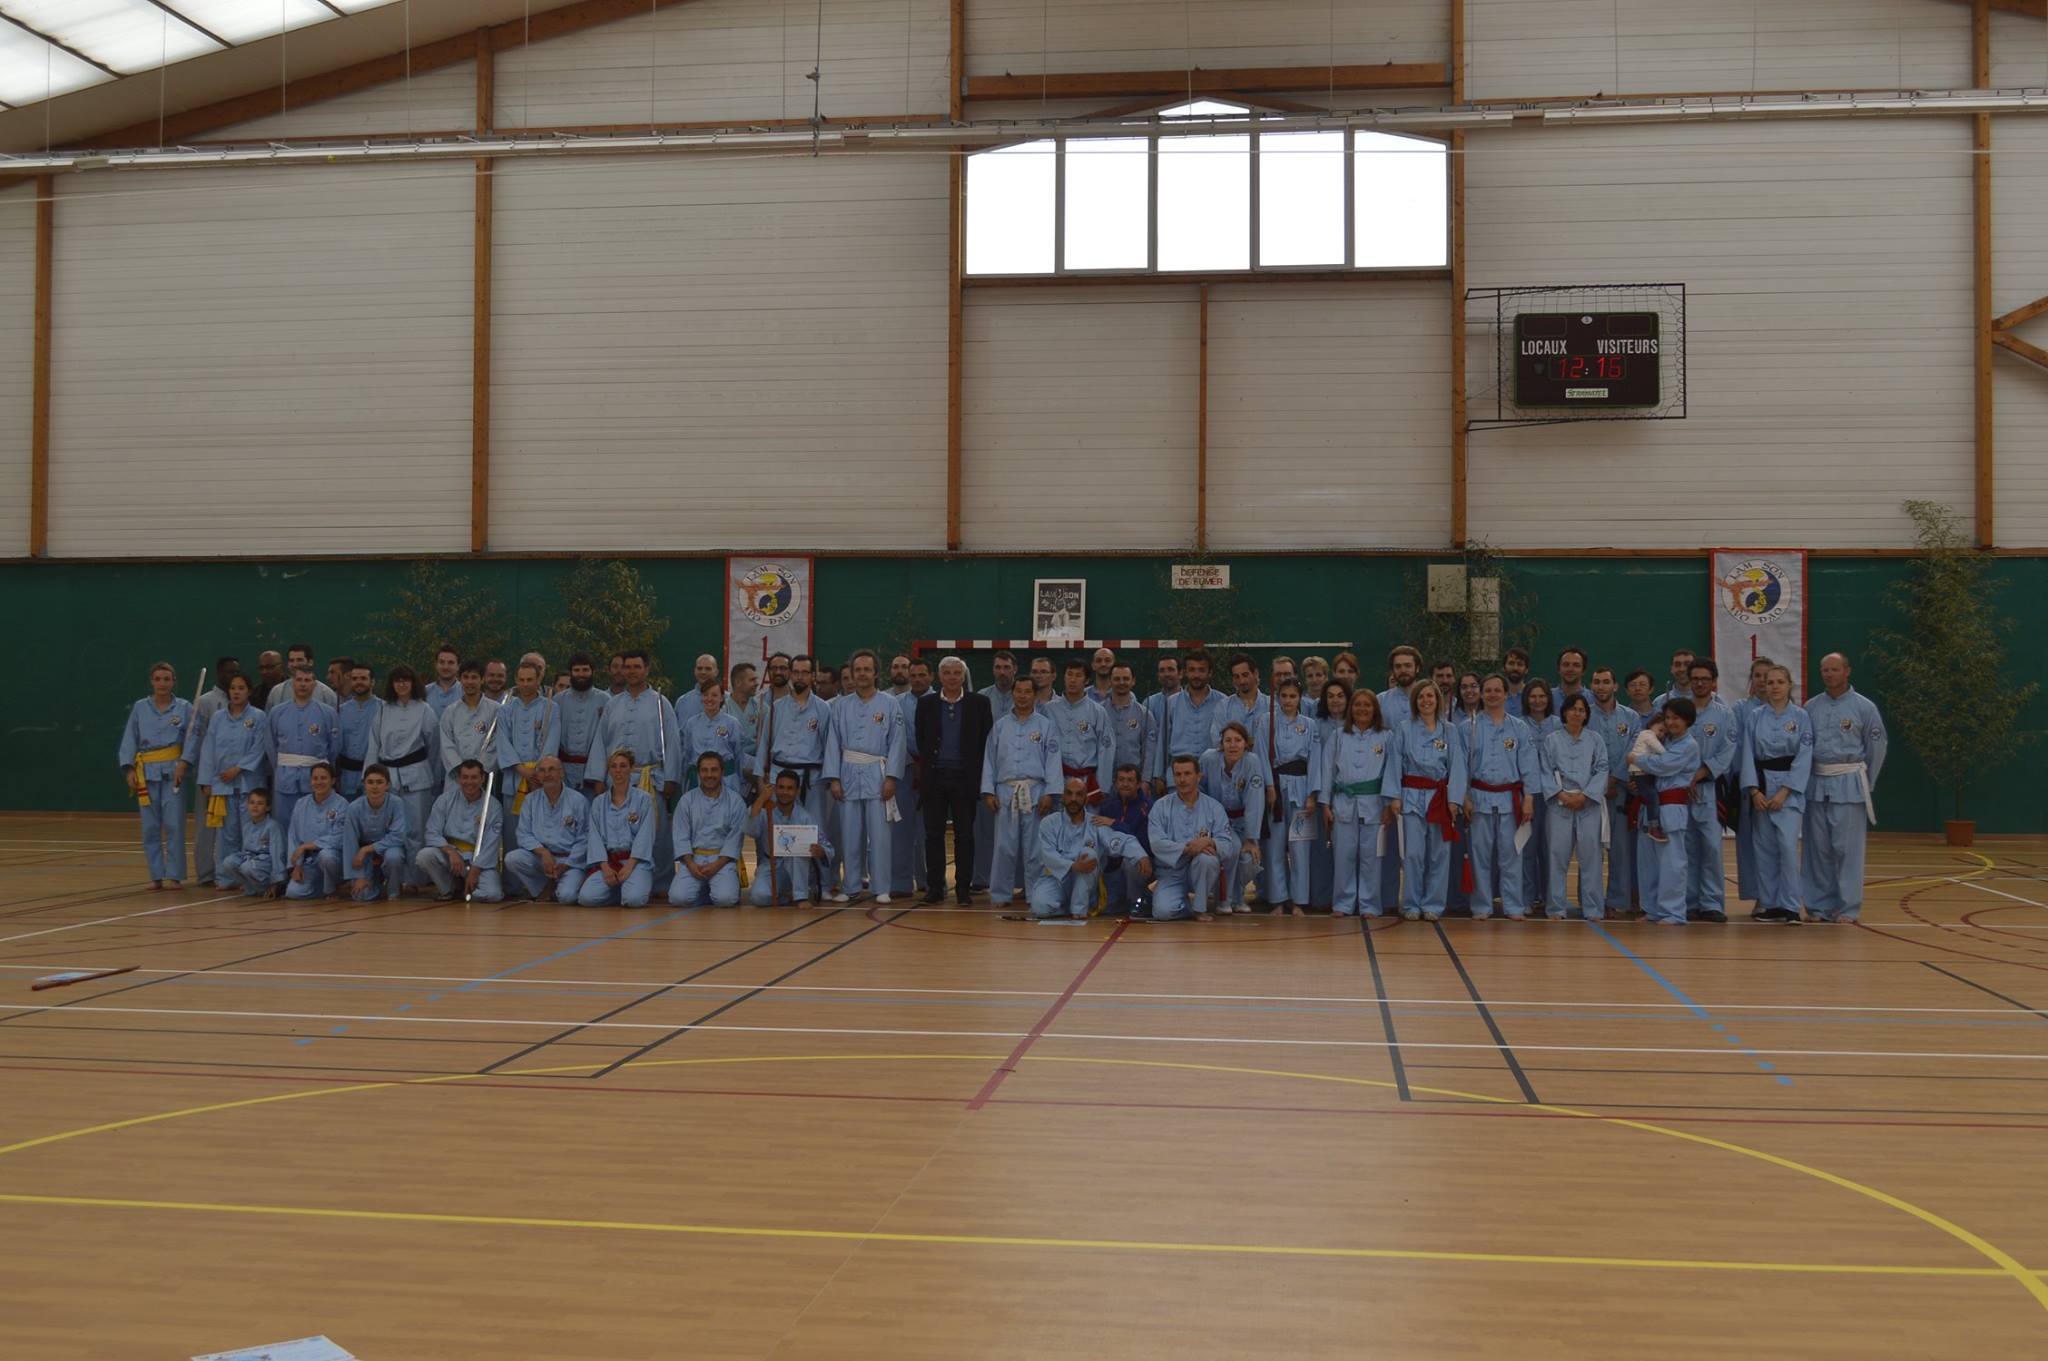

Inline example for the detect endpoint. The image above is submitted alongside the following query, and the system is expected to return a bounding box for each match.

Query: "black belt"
[1756,754,1795,772]
[559,750,589,764]
[1272,757,1309,776]
[335,755,365,773]
[382,745,429,770]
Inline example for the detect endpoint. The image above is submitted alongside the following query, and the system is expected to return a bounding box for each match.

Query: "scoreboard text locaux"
[1514,312,1661,409]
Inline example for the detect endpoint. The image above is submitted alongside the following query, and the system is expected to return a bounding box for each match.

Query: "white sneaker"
[1232,903,1251,914]
[830,892,850,904]
[875,894,892,905]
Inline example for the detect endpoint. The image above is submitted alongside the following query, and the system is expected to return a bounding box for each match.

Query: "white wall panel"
[1467,0,1968,100]
[962,287,1197,549]
[1205,281,1449,549]
[969,0,1447,77]
[1993,115,2048,549]
[1465,119,1972,548]
[0,184,32,557]
[1991,11,2048,88]
[215,60,477,138]
[498,0,948,129]
[49,165,472,556]
[491,152,947,551]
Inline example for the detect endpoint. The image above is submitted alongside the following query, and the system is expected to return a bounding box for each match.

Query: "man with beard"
[333,661,382,799]
[553,653,610,789]
[482,659,510,703]
[1088,647,1116,704]
[891,657,933,899]
[424,645,463,720]
[755,654,837,894]
[822,650,907,903]
[1151,648,1224,796]
[1032,776,1147,921]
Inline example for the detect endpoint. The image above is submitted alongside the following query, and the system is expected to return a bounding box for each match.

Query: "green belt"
[1332,778,1382,797]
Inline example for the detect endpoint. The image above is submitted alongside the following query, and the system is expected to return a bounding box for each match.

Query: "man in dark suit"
[915,655,995,904]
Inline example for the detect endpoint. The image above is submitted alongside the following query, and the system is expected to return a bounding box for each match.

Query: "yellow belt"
[511,773,532,815]
[635,764,657,795]
[448,837,476,854]
[205,794,228,828]
[131,743,182,808]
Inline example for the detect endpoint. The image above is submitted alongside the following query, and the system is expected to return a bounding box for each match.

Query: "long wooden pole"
[1196,284,1209,552]
[1972,0,1994,549]
[29,174,52,558]
[1448,0,1468,551]
[472,32,495,555]
[944,0,966,552]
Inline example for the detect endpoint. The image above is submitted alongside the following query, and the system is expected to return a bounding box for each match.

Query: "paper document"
[771,824,819,857]
[1288,810,1318,843]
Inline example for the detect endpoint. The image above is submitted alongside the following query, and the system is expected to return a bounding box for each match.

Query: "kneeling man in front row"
[417,759,504,902]
[671,752,748,907]
[1031,777,1150,921]
[1147,754,1238,921]
[505,756,590,903]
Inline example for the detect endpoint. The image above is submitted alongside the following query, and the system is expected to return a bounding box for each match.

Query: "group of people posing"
[116,637,1886,926]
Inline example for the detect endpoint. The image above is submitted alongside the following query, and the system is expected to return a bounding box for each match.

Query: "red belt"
[1061,763,1104,804]
[1470,778,1529,825]
[1400,774,1460,843]
[606,848,633,870]
[1626,786,1691,829]
[559,751,589,764]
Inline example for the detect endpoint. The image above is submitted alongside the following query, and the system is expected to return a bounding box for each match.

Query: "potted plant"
[1871,501,2039,845]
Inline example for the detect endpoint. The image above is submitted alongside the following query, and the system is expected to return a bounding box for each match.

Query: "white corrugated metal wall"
[13,0,2047,556]
[46,164,473,556]
[490,152,949,551]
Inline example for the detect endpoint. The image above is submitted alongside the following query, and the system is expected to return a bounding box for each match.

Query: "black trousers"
[923,765,977,896]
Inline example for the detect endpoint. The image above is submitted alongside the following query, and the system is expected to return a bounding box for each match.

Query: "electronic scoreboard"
[1513,311,1661,409]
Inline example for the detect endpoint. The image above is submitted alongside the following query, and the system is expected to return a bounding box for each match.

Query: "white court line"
[1,1001,2045,1064]
[1948,877,2048,911]
[0,963,2042,1016]
[0,892,241,944]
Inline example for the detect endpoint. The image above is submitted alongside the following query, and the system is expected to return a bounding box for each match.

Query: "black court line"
[476,911,848,1075]
[1407,1094,2048,1119]
[1358,915,1409,1101]
[0,901,444,963]
[1429,921,1540,1104]
[1406,1060,2048,1086]
[584,908,917,1080]
[1922,962,2048,1022]
[0,1020,634,1051]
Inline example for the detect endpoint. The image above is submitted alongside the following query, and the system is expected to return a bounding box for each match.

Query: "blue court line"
[1586,920,1793,1086]
[293,907,699,1048]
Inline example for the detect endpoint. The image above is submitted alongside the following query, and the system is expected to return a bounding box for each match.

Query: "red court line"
[2,1060,2043,1132]
[966,920,1128,1110]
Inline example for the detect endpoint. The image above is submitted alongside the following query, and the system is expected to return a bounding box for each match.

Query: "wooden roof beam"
[964,64,1448,102]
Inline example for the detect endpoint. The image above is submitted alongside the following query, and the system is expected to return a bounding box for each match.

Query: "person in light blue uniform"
[1199,724,1270,913]
[579,751,658,907]
[679,680,746,789]
[437,661,502,784]
[750,770,835,906]
[1149,755,1239,920]
[889,662,932,899]
[1211,653,1269,752]
[284,762,350,899]
[187,660,237,889]
[1376,647,1423,914]
[981,677,1063,904]
[266,669,337,836]
[1463,676,1541,921]
[417,760,505,902]
[1802,653,1887,923]
[120,662,197,888]
[340,765,409,902]
[221,789,289,897]
[970,650,1016,892]
[823,651,909,903]
[1142,655,1181,795]
[1044,660,1116,806]
[1541,694,1608,920]
[495,663,560,829]
[1310,679,1352,909]
[1261,679,1323,913]
[1101,664,1154,784]
[1446,675,1485,913]
[1729,657,1774,906]
[1150,650,1227,789]
[504,756,590,904]
[593,650,681,893]
[333,662,383,799]
[1322,686,1399,917]
[1740,664,1814,923]
[552,653,611,789]
[1517,680,1560,914]
[1587,668,1642,917]
[756,656,838,897]
[669,753,749,907]
[1635,700,1703,924]
[1032,777,1147,920]
[1675,660,1738,921]
[195,674,272,889]
[1399,679,1468,921]
[422,646,463,724]
[366,666,439,892]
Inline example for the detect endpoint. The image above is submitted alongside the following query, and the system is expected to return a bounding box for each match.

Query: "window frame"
[962,101,1450,283]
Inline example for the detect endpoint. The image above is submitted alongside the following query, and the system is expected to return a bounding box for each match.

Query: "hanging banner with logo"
[726,557,814,671]
[1710,549,1807,705]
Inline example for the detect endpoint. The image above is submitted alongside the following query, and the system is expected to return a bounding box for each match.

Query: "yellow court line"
[0,1189,2017,1280]
[1876,850,1996,892]
[3,1052,2047,1311]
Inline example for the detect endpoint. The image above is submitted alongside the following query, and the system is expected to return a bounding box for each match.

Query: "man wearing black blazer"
[915,656,995,904]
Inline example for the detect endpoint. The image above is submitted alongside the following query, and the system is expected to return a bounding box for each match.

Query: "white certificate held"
[772,824,819,858]
[1288,809,1318,843]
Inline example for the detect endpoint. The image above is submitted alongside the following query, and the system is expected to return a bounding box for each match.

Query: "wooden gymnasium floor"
[3,815,2048,1360]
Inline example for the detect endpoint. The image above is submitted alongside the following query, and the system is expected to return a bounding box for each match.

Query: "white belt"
[842,750,887,766]
[1816,762,1876,824]
[277,753,320,768]
[1000,777,1038,814]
